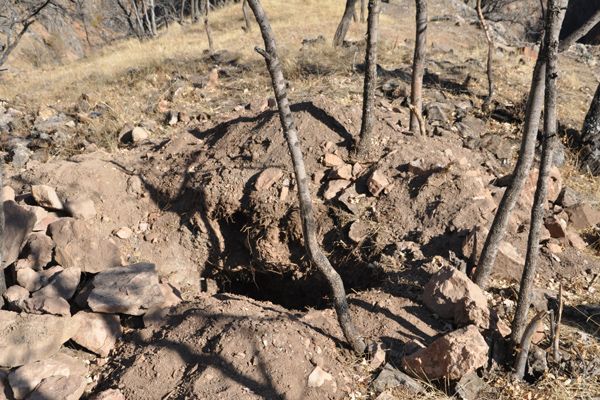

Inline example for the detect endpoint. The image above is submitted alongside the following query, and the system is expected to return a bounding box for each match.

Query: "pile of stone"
[1,184,181,400]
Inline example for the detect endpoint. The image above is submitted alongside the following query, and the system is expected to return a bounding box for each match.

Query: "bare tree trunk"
[473,52,547,289]
[130,0,146,36]
[141,0,153,35]
[360,0,366,23]
[0,160,5,308]
[579,82,600,175]
[242,0,252,32]
[191,0,197,22]
[180,0,186,23]
[409,0,427,134]
[202,0,214,54]
[514,311,547,380]
[511,0,566,344]
[476,0,494,106]
[552,283,564,360]
[559,9,600,52]
[357,0,380,157]
[246,0,366,355]
[333,0,358,47]
[149,0,157,35]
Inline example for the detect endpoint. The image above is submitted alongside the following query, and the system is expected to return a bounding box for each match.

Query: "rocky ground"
[1,0,600,399]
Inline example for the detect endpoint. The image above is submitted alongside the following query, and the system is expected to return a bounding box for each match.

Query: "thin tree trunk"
[552,283,564,360]
[409,0,427,134]
[149,0,157,35]
[473,52,547,289]
[511,0,566,345]
[130,0,146,36]
[580,82,600,175]
[559,9,600,52]
[246,0,366,355]
[180,0,186,23]
[242,0,252,32]
[514,311,547,380]
[141,0,153,35]
[361,0,366,23]
[0,160,5,308]
[357,0,380,157]
[476,0,494,106]
[202,0,214,54]
[333,0,358,47]
[191,0,197,22]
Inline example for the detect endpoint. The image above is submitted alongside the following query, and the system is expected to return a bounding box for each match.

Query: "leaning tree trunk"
[357,0,380,157]
[202,0,214,54]
[476,0,494,106]
[246,0,366,355]
[333,0,358,47]
[559,8,600,52]
[409,0,427,134]
[473,49,547,289]
[511,0,567,344]
[242,0,252,32]
[580,83,600,175]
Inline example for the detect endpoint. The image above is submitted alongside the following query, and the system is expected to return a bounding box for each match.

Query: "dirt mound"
[92,291,444,400]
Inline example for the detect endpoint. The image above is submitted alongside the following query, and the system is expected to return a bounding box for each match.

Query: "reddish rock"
[331,164,353,180]
[323,153,344,167]
[0,311,77,368]
[91,389,126,400]
[8,353,87,399]
[71,312,122,357]
[31,185,63,210]
[65,197,97,220]
[323,179,351,200]
[567,230,587,250]
[255,167,284,191]
[544,215,567,238]
[2,285,29,310]
[27,375,87,400]
[565,203,600,230]
[1,186,15,202]
[24,295,71,317]
[402,325,489,380]
[422,266,490,329]
[367,170,390,197]
[48,218,122,273]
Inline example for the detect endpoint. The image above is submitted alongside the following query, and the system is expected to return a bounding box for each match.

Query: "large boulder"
[422,266,490,329]
[565,203,600,230]
[71,312,122,357]
[8,353,87,399]
[2,201,36,269]
[48,218,122,273]
[27,375,87,400]
[0,311,77,368]
[402,325,489,380]
[87,263,165,316]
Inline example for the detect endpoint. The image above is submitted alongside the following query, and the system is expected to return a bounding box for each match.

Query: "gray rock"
[24,295,71,317]
[2,201,36,269]
[88,263,165,316]
[372,363,424,394]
